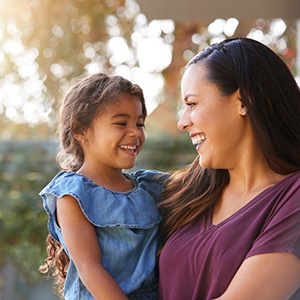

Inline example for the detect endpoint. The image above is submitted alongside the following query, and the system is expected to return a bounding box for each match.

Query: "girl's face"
[178,64,249,169]
[77,94,145,171]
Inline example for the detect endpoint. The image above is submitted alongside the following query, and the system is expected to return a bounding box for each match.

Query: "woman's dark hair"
[159,37,300,244]
[39,73,147,298]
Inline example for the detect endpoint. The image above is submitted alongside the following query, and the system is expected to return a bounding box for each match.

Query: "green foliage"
[135,134,196,171]
[0,137,195,284]
[0,140,59,282]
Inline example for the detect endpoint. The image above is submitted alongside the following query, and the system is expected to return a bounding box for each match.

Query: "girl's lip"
[120,148,138,156]
[119,144,140,156]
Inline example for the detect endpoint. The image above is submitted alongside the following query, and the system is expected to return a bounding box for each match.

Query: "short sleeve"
[129,169,170,204]
[40,170,169,241]
[246,178,300,259]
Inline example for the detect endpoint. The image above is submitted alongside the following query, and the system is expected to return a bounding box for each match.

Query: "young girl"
[39,73,167,299]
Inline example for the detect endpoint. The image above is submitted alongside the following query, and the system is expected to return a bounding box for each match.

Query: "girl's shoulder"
[40,170,165,228]
[127,169,170,200]
[129,169,170,188]
[40,169,170,198]
[40,170,99,196]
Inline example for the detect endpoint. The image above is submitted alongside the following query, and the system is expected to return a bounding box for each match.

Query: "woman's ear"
[239,107,247,116]
[236,90,247,116]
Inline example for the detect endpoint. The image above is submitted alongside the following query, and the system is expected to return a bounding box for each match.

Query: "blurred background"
[0,0,299,298]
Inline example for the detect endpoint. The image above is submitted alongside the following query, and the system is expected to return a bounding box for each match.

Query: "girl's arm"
[214,252,300,300]
[57,195,128,300]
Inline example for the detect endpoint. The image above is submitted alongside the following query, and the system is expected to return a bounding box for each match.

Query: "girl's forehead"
[98,95,143,116]
[105,95,140,109]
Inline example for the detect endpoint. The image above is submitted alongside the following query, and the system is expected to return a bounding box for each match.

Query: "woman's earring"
[82,139,85,144]
[240,108,247,115]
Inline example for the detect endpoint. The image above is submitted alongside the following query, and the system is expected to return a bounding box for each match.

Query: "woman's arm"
[214,252,300,300]
[57,195,128,300]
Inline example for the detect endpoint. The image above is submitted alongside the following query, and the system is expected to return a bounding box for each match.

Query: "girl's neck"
[77,165,134,192]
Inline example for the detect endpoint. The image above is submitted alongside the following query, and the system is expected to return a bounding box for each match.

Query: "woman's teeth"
[191,135,207,145]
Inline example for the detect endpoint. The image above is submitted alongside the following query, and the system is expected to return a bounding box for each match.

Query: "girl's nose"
[177,110,191,131]
[129,126,142,137]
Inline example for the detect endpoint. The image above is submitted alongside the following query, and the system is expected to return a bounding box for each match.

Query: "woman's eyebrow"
[184,93,198,101]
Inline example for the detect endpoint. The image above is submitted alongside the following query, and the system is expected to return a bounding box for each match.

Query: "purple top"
[159,172,300,300]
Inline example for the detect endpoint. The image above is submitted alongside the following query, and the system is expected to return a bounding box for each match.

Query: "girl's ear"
[74,131,85,142]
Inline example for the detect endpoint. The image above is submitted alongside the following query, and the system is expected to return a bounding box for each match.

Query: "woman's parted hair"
[57,73,147,171]
[188,37,300,173]
[159,37,300,244]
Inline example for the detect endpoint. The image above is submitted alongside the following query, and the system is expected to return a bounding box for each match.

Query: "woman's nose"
[177,110,191,131]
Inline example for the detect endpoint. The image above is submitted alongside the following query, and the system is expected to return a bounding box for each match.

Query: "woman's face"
[178,63,249,169]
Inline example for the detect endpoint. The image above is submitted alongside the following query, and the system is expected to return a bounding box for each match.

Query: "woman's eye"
[186,102,196,107]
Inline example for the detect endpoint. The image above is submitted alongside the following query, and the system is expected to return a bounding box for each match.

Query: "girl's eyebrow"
[112,113,130,118]
[111,113,144,119]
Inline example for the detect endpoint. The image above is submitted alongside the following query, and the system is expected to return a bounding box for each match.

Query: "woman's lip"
[189,132,205,138]
[195,139,206,152]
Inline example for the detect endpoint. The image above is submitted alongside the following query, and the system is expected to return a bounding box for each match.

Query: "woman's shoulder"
[273,171,300,195]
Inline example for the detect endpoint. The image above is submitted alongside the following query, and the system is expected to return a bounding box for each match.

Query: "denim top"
[40,169,168,300]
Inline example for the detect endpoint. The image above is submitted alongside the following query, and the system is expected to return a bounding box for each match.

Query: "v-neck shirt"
[159,172,300,300]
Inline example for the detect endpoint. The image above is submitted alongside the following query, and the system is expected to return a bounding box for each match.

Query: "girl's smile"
[76,94,145,172]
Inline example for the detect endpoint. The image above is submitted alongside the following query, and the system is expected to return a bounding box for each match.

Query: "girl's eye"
[137,123,145,128]
[116,122,126,126]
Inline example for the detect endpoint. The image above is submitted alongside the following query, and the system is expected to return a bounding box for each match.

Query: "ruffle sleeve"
[40,170,169,241]
[129,169,169,204]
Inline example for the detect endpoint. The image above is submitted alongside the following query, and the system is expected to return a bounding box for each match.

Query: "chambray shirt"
[40,169,168,300]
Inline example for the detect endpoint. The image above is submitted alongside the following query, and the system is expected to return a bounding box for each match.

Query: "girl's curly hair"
[39,73,146,298]
[39,235,69,299]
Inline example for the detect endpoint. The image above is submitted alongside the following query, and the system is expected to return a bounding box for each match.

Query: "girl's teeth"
[120,145,136,150]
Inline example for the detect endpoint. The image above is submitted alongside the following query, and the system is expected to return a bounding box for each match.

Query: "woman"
[158,38,300,300]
